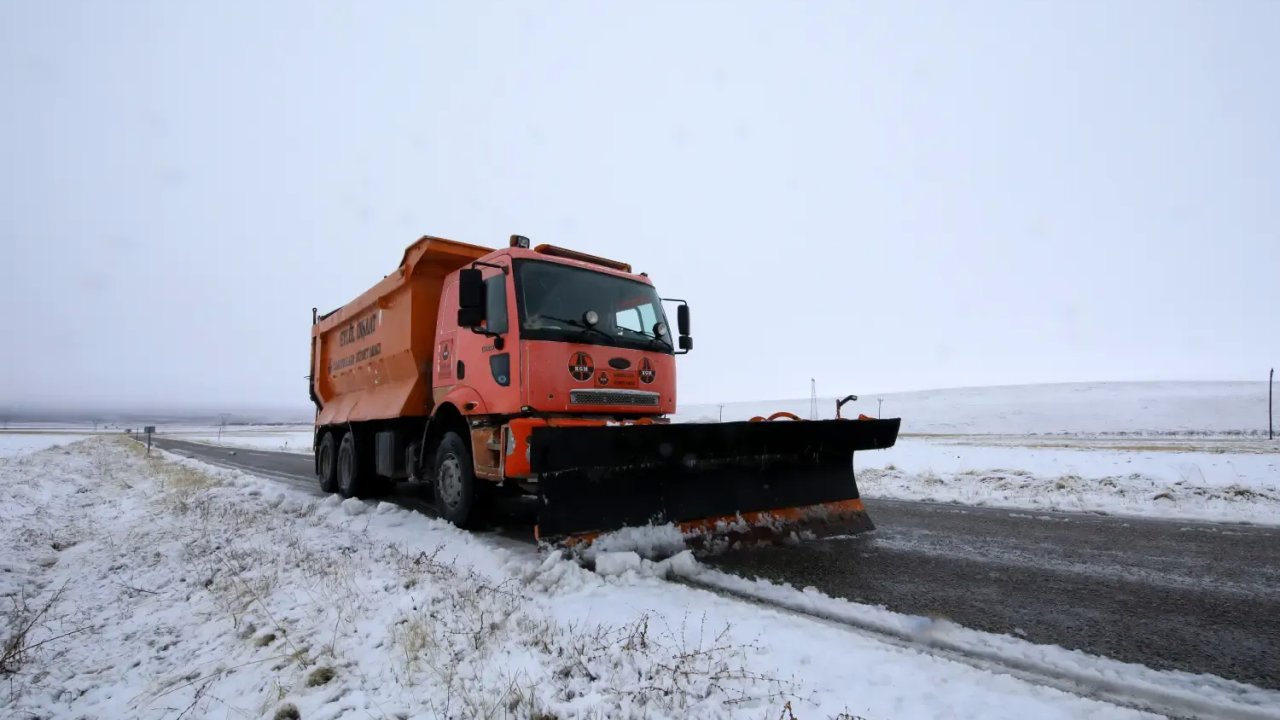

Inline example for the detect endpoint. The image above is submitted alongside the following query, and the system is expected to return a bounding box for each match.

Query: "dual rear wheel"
[315,428,481,527]
[314,430,387,499]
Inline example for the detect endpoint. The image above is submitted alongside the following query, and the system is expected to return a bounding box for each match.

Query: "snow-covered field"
[11,438,1278,719]
[0,432,89,458]
[679,381,1274,435]
[173,427,313,454]
[857,437,1280,525]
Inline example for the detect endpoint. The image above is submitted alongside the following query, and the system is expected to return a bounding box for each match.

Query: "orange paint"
[312,237,677,428]
[538,498,871,547]
[312,236,491,425]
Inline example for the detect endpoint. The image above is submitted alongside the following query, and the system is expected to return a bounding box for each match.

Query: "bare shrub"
[1,583,86,675]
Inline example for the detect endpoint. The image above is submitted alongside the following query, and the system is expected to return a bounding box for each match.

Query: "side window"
[637,304,658,333]
[615,307,643,332]
[615,304,657,333]
[485,275,508,334]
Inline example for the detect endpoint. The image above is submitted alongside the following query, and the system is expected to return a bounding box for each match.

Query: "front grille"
[570,389,660,407]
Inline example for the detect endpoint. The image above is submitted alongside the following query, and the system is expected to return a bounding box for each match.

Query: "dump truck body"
[311,234,898,546]
[312,236,492,424]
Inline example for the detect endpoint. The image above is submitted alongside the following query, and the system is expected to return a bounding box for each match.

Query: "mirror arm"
[467,326,505,349]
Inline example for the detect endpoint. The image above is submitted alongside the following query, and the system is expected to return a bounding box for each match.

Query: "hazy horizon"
[3,378,1272,425]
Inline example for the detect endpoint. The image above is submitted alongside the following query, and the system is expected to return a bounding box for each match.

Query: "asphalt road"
[154,436,1280,689]
[151,437,537,540]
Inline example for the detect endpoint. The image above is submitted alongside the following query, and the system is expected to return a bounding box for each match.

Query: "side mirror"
[662,298,694,354]
[676,304,692,353]
[457,269,485,327]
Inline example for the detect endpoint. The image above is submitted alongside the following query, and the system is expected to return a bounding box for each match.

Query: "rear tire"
[317,432,339,493]
[337,432,363,498]
[433,432,479,527]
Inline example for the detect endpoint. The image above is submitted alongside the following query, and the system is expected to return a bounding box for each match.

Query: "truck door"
[448,264,520,415]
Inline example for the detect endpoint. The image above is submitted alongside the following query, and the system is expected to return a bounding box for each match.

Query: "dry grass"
[98,435,807,718]
[382,547,805,718]
[1,582,87,677]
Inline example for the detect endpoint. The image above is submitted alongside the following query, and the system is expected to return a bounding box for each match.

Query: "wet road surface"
[709,500,1280,689]
[154,436,1280,688]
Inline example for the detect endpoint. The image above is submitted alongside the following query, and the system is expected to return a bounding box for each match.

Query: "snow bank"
[1,438,1177,719]
[858,438,1280,525]
[581,523,688,563]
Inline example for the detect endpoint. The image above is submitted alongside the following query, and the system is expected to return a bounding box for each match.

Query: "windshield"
[514,259,673,353]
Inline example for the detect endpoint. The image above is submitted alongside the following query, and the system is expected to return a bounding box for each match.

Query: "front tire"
[433,432,479,527]
[317,432,339,493]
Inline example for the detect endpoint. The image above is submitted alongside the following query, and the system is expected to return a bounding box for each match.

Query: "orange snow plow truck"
[309,234,899,546]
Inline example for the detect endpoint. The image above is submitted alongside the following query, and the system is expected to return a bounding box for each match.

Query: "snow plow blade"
[529,418,901,545]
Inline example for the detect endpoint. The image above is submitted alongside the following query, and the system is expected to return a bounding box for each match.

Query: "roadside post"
[145,425,156,455]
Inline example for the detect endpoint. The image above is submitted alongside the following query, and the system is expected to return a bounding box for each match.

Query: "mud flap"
[530,418,901,543]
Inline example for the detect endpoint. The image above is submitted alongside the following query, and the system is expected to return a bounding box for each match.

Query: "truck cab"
[430,239,690,498]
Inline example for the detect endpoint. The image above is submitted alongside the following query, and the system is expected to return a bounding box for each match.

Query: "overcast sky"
[2,1,1277,413]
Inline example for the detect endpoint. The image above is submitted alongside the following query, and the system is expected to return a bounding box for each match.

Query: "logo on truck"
[639,358,655,384]
[328,310,382,374]
[569,352,594,381]
[339,311,379,347]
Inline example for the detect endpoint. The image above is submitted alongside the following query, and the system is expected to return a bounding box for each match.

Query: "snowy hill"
[677,381,1274,435]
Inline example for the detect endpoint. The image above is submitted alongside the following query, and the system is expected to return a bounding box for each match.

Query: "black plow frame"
[529,418,901,541]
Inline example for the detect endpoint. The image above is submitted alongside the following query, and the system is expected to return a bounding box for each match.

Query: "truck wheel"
[337,432,364,499]
[317,432,339,493]
[433,432,478,527]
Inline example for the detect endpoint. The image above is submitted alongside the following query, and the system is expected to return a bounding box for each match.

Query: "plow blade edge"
[530,418,901,543]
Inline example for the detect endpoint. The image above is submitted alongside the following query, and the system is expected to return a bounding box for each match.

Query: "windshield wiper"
[622,327,673,351]
[535,315,615,344]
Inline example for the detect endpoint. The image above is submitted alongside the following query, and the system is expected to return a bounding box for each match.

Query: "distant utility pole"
[810,379,818,420]
[877,398,884,417]
[92,419,99,432]
[1270,368,1274,440]
[717,404,725,422]
[218,413,231,441]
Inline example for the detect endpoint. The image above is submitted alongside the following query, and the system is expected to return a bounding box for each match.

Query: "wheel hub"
[438,455,462,507]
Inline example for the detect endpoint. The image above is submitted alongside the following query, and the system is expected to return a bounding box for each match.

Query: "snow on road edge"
[2,438,1166,720]
[858,462,1280,526]
[671,565,1280,720]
